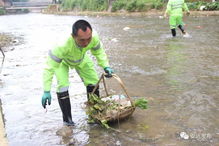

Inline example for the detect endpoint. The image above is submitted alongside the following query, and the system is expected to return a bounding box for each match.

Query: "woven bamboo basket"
[88,73,136,123]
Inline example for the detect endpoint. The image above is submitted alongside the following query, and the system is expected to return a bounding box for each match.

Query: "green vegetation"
[61,0,108,11]
[12,0,28,2]
[60,0,219,12]
[110,0,166,12]
[20,8,29,13]
[0,7,6,15]
[134,98,148,109]
[61,0,165,12]
[187,1,219,10]
[86,94,135,129]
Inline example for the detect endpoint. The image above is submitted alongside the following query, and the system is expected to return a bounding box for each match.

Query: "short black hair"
[72,20,92,36]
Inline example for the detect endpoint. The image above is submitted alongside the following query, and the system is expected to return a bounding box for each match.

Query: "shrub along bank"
[60,0,165,12]
[0,7,6,15]
[59,0,219,12]
[187,1,219,10]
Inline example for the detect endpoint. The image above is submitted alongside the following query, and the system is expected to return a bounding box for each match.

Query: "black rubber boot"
[57,91,75,126]
[86,84,99,101]
[178,25,186,34]
[171,28,176,37]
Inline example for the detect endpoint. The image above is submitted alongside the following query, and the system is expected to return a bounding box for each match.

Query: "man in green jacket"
[164,0,190,37]
[41,20,114,126]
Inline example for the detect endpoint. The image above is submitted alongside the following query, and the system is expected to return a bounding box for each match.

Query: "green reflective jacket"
[43,31,109,91]
[165,0,189,16]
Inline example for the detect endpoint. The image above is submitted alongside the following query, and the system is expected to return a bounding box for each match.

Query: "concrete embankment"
[0,33,11,146]
[0,99,8,146]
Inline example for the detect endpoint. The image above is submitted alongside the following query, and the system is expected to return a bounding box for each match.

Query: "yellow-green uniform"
[43,31,109,93]
[165,0,189,29]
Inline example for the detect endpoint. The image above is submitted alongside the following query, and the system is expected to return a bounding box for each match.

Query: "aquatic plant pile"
[134,98,148,109]
[86,93,136,128]
[86,94,148,128]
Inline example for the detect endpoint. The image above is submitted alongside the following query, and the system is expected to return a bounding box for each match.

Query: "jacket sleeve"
[165,0,172,15]
[43,39,70,91]
[90,32,109,68]
[43,57,58,91]
[183,2,189,12]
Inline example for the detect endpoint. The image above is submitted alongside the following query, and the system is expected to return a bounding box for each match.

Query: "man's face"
[73,27,92,48]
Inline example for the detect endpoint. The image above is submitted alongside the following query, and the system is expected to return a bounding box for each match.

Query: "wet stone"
[56,126,73,137]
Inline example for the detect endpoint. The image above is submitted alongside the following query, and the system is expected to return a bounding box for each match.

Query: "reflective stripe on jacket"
[165,0,189,16]
[43,30,109,91]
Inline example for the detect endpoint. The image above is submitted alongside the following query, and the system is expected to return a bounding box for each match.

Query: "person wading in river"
[164,0,190,37]
[41,20,114,126]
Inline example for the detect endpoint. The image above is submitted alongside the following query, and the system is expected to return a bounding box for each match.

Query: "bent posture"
[41,20,114,126]
[164,0,190,37]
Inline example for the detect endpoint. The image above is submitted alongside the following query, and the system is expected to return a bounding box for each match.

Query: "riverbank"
[0,33,17,146]
[0,33,10,146]
[0,99,8,146]
[43,8,219,17]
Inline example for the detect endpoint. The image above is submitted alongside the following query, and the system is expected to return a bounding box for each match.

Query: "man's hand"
[104,67,114,78]
[42,91,51,108]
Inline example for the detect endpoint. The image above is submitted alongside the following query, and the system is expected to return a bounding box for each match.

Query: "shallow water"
[0,13,218,145]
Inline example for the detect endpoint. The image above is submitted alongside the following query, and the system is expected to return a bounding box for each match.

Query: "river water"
[0,13,219,146]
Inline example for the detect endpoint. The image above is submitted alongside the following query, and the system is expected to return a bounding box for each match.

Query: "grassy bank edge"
[43,10,219,17]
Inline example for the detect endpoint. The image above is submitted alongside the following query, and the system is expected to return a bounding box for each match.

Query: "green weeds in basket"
[134,98,148,109]
[86,93,117,128]
[86,94,148,129]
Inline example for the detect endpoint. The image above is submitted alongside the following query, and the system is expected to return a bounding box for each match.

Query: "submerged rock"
[56,126,73,137]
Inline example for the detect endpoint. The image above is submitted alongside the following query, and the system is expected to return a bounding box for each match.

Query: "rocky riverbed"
[0,33,21,51]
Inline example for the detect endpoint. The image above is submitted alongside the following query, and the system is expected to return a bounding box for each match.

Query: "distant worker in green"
[164,0,190,37]
[41,20,114,126]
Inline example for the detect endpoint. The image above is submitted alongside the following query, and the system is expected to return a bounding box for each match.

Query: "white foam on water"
[183,32,192,38]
